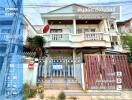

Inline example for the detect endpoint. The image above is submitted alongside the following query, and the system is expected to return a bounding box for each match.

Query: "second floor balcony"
[39,19,112,48]
[42,32,111,48]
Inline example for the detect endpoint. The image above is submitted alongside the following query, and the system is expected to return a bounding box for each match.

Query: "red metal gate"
[83,54,132,90]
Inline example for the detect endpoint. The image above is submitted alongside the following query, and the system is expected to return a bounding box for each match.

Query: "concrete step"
[44,78,82,90]
[44,83,82,90]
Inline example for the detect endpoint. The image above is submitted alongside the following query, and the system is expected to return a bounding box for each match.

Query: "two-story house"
[32,4,124,90]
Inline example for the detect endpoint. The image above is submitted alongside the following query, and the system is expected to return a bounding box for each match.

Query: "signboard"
[28,61,34,69]
[75,5,121,20]
[75,13,111,19]
[53,64,63,70]
[52,60,63,70]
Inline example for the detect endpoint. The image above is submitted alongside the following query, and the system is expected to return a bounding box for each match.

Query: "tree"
[32,36,45,49]
[25,36,46,58]
[121,35,132,54]
[121,34,132,63]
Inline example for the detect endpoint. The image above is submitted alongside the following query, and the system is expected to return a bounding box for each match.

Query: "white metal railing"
[43,32,108,42]
[50,33,69,41]
[84,32,103,40]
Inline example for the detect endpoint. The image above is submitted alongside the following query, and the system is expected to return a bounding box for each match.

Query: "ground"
[28,90,132,100]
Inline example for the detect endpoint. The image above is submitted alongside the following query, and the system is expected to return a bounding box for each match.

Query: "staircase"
[44,78,82,90]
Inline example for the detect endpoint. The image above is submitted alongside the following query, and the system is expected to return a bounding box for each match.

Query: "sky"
[23,0,132,25]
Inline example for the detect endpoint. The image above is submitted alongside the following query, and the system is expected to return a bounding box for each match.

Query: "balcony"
[0,33,9,42]
[42,32,111,48]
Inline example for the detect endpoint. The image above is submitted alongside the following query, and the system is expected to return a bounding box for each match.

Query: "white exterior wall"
[23,62,38,86]
[76,24,100,32]
[23,17,37,45]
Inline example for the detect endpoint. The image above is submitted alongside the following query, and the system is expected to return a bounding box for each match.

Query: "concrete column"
[100,48,105,55]
[44,19,48,25]
[113,21,118,32]
[104,19,109,34]
[81,63,85,90]
[33,58,38,86]
[107,19,111,32]
[73,49,76,78]
[73,19,76,34]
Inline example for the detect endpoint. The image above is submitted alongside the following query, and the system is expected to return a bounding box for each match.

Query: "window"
[84,29,90,33]
[91,29,95,32]
[77,29,82,34]
[111,42,114,49]
[50,29,62,33]
[0,20,12,25]
[115,42,118,45]
[1,29,11,33]
[0,56,4,71]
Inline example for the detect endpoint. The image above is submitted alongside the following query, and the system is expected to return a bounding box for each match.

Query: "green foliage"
[23,84,37,99]
[28,88,36,98]
[121,35,132,54]
[128,54,132,63]
[32,36,45,49]
[26,36,45,51]
[57,92,66,100]
[37,84,44,93]
[121,35,132,63]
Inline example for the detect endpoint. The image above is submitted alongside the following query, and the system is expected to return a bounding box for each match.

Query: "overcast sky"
[23,0,132,25]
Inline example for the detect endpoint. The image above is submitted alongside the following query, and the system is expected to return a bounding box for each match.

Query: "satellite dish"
[43,25,49,33]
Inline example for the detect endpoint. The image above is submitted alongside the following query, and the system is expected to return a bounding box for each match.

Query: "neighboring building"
[33,4,123,89]
[116,18,132,53]
[0,0,23,98]
[117,18,132,34]
[23,16,38,45]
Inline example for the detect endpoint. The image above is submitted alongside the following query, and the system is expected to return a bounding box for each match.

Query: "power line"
[23,1,132,8]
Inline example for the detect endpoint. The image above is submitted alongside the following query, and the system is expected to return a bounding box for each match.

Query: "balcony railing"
[84,32,103,40]
[43,32,109,42]
[50,33,69,41]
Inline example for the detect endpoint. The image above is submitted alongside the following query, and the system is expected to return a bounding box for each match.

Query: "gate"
[83,54,132,90]
[37,56,82,90]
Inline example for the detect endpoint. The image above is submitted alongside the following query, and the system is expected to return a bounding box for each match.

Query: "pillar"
[73,19,76,34]
[113,21,118,32]
[73,49,76,78]
[104,19,109,34]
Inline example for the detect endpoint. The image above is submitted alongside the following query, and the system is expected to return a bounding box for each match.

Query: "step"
[44,83,82,90]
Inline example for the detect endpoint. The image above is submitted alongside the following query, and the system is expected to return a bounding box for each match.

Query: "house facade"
[32,4,129,89]
[37,4,115,75]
